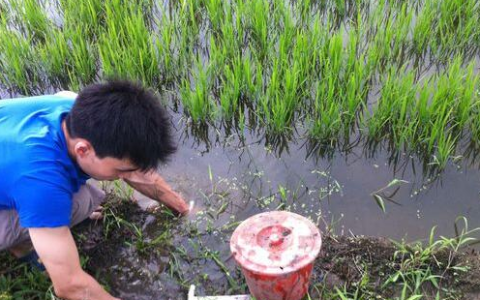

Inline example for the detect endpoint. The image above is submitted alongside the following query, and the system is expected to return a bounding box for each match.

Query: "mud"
[72,196,480,300]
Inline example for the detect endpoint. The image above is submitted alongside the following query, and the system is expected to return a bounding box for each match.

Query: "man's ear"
[73,140,93,158]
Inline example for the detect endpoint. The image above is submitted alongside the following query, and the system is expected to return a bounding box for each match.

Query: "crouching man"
[0,80,190,300]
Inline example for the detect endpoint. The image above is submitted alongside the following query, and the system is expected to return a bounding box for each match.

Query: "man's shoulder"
[0,94,75,107]
[0,95,76,188]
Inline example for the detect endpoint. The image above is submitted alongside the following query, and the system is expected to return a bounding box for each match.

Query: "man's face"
[73,141,139,181]
[78,155,139,181]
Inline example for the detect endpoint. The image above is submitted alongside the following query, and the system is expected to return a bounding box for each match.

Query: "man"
[0,80,190,300]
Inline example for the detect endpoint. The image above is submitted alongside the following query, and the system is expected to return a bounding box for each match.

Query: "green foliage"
[0,0,479,166]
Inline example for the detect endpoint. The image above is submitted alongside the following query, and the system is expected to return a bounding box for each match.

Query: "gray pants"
[0,180,106,251]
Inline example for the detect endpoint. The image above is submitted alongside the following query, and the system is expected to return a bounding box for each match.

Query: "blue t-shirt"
[0,95,90,228]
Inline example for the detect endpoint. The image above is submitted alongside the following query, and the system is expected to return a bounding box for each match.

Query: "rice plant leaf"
[386,179,409,188]
[208,165,213,182]
[216,201,228,217]
[373,194,386,213]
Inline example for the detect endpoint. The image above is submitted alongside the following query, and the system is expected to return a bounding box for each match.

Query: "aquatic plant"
[0,0,479,166]
[0,23,39,93]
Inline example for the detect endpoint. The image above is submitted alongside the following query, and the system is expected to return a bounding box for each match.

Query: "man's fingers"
[89,211,103,220]
[89,206,104,220]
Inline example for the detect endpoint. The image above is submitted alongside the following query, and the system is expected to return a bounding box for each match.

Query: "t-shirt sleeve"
[13,175,72,228]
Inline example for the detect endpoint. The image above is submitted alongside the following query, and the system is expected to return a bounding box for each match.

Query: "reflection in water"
[181,115,479,181]
[172,114,480,240]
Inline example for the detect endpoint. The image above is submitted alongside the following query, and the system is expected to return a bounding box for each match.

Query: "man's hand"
[29,227,121,300]
[123,171,190,215]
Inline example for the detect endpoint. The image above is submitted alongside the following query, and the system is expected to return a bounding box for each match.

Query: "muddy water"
[80,108,480,300]
[166,112,480,242]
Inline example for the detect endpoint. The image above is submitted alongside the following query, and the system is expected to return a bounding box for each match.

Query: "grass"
[0,24,39,94]
[0,168,478,299]
[1,201,478,299]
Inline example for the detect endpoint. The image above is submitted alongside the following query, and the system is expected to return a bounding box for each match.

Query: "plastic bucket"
[230,211,322,300]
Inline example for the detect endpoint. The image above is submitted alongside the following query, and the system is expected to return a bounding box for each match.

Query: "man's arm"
[29,227,121,300]
[122,171,189,215]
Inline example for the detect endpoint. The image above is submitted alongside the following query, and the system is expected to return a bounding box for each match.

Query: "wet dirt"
[73,196,480,300]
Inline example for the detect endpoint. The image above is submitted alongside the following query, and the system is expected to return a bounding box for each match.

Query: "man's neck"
[61,119,77,162]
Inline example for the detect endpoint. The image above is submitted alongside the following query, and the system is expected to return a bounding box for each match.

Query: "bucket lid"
[230,211,322,275]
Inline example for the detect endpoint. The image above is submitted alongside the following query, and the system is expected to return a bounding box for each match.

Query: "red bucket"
[230,211,322,300]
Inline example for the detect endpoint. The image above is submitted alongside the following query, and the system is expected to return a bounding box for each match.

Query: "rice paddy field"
[1,0,480,299]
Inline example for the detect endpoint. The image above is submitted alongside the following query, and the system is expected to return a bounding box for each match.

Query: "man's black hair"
[66,79,177,171]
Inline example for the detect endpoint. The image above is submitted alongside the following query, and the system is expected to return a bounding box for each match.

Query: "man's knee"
[0,210,29,252]
[0,181,106,250]
[70,180,106,226]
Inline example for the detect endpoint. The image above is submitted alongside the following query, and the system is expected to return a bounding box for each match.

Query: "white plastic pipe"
[188,285,251,300]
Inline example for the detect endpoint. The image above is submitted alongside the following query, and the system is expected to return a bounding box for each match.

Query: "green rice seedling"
[177,0,201,46]
[366,66,416,148]
[291,29,318,108]
[276,31,290,69]
[123,11,158,84]
[246,0,269,61]
[412,0,435,56]
[325,30,343,80]
[99,0,158,85]
[425,109,450,157]
[470,88,480,146]
[241,53,255,99]
[232,0,245,49]
[218,56,243,120]
[0,1,8,17]
[155,14,176,84]
[203,0,223,34]
[0,25,38,94]
[364,0,386,38]
[10,0,51,42]
[68,27,97,88]
[97,0,129,78]
[98,32,123,79]
[219,8,240,61]
[308,80,343,145]
[430,132,457,170]
[296,0,312,26]
[458,62,479,125]
[413,81,433,143]
[342,34,371,131]
[180,57,213,122]
[37,28,70,85]
[334,0,346,19]
[218,66,237,120]
[389,71,417,149]
[417,57,469,156]
[208,35,227,78]
[261,55,300,134]
[391,3,413,62]
[429,0,480,61]
[368,3,412,71]
[174,1,200,77]
[253,57,264,96]
[37,24,96,89]
[59,0,103,38]
[274,0,295,42]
